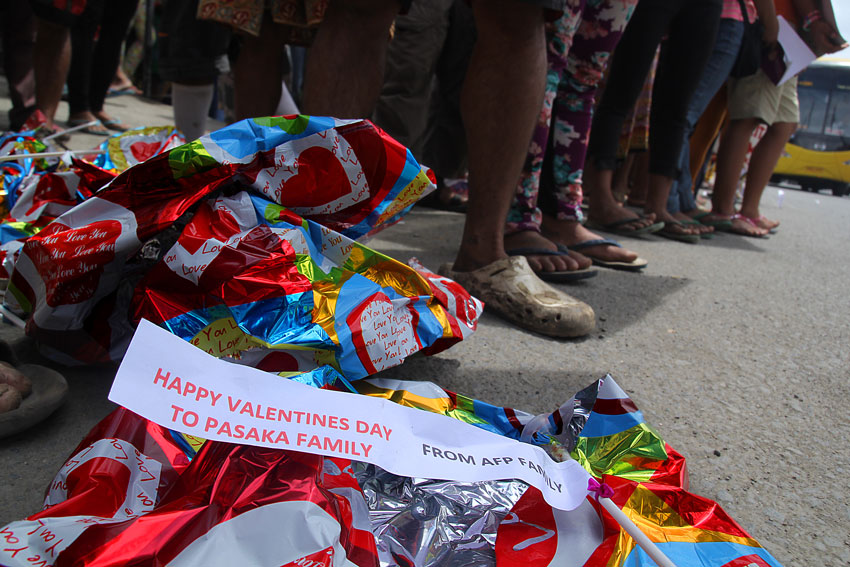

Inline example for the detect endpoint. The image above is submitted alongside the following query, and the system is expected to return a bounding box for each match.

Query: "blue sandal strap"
[506,247,568,257]
[568,238,622,251]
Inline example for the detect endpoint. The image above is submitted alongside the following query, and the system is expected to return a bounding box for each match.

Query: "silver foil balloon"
[352,462,528,567]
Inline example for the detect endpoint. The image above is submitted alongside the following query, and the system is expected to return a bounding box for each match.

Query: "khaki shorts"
[727,69,799,124]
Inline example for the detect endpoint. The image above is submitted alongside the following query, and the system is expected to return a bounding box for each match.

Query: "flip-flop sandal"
[506,247,597,283]
[107,85,142,97]
[568,238,648,271]
[696,214,734,230]
[67,118,110,136]
[101,119,130,132]
[656,221,700,244]
[438,256,596,338]
[729,214,770,238]
[585,215,665,237]
[0,363,69,439]
[752,214,779,233]
[678,218,715,239]
[688,210,712,221]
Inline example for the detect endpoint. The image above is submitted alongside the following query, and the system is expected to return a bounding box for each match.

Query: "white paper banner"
[109,320,593,511]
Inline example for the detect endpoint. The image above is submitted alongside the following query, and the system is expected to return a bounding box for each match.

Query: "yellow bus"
[771,58,850,197]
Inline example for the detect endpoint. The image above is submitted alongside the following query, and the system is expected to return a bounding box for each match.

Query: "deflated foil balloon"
[0,375,784,567]
[3,116,479,376]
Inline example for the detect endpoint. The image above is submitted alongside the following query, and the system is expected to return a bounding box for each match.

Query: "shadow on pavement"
[699,232,772,252]
[367,209,467,273]
[553,270,692,335]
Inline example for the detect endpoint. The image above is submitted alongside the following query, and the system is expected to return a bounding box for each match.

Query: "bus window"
[824,88,850,137]
[798,87,829,133]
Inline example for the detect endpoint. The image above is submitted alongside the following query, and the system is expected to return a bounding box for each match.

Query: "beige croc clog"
[439,256,596,338]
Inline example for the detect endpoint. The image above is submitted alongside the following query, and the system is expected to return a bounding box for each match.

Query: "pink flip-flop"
[730,214,770,238]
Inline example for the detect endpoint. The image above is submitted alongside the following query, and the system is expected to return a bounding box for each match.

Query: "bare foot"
[672,211,714,236]
[583,160,656,232]
[503,230,591,275]
[39,121,69,142]
[743,212,779,231]
[729,215,769,237]
[541,215,639,264]
[110,66,141,94]
[67,111,109,134]
[587,202,657,232]
[93,110,130,131]
[646,209,701,236]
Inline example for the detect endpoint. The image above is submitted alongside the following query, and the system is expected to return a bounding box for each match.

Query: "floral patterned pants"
[506,0,637,232]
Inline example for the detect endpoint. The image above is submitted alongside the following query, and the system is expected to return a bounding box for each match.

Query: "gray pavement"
[1,93,849,566]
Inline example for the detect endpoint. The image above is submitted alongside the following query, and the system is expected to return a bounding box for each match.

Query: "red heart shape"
[129,141,162,163]
[30,220,122,307]
[280,146,351,208]
[255,351,300,373]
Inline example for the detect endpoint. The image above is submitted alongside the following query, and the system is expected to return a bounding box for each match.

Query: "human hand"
[763,41,782,62]
[808,20,848,56]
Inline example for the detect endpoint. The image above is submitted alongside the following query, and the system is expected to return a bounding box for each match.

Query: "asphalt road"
[1,92,848,566]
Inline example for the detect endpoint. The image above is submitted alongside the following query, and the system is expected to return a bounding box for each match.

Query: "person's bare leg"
[447,0,594,337]
[301,0,399,117]
[626,151,649,207]
[738,121,795,228]
[585,158,656,231]
[709,117,758,217]
[233,16,287,120]
[611,152,635,205]
[32,18,70,130]
[707,117,768,235]
[671,210,714,235]
[111,65,140,93]
[645,173,700,235]
[452,0,547,271]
